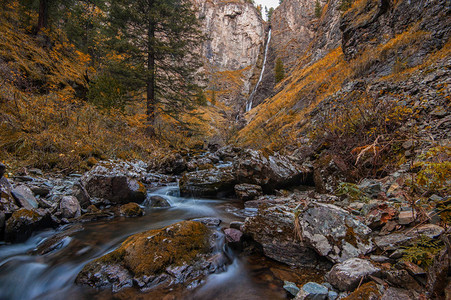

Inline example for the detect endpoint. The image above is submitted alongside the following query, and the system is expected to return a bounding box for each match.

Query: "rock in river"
[81,161,147,204]
[76,221,227,292]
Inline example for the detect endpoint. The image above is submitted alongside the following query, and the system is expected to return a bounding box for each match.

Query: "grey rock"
[147,195,171,208]
[295,282,329,300]
[59,196,81,219]
[300,202,374,263]
[358,179,381,198]
[328,290,338,300]
[284,281,300,296]
[0,177,18,213]
[180,166,236,197]
[234,183,263,201]
[192,217,221,227]
[326,258,380,291]
[398,210,416,225]
[374,224,444,251]
[11,185,39,209]
[81,161,147,205]
[243,195,327,268]
[224,228,243,243]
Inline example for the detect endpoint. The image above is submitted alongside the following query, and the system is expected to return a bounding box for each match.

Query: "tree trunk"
[37,0,49,33]
[146,19,156,137]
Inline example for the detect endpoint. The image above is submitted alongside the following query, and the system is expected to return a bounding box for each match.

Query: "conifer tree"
[275,58,285,83]
[107,0,206,136]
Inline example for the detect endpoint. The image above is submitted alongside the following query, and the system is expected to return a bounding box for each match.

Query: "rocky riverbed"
[0,145,449,299]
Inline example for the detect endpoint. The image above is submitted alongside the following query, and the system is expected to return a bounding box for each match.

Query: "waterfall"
[246,28,272,112]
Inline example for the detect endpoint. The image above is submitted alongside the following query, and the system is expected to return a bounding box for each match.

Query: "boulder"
[147,195,171,208]
[179,166,236,197]
[119,202,144,217]
[5,208,53,242]
[295,282,328,300]
[326,258,380,291]
[76,221,227,292]
[233,149,311,192]
[234,183,262,201]
[243,195,327,268]
[374,224,444,251]
[81,161,147,204]
[59,196,81,219]
[11,185,39,209]
[192,217,221,227]
[284,281,300,297]
[224,228,243,244]
[0,176,18,213]
[300,202,374,263]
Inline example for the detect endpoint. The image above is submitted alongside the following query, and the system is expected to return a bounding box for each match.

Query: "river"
[0,185,309,299]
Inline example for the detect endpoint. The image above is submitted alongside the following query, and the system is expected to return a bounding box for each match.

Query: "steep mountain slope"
[237,0,451,178]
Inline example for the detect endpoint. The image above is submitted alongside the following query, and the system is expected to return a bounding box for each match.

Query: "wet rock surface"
[326,258,381,291]
[81,161,147,205]
[76,221,227,292]
[5,208,53,242]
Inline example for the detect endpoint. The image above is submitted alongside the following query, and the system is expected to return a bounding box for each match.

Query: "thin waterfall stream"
[246,28,272,112]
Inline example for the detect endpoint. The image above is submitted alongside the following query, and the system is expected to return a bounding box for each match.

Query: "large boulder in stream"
[244,193,374,266]
[81,161,147,205]
[243,195,328,268]
[179,148,312,197]
[5,208,53,242]
[76,221,228,292]
[233,149,311,192]
[180,166,236,197]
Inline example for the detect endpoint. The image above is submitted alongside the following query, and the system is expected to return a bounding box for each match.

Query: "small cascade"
[246,28,272,112]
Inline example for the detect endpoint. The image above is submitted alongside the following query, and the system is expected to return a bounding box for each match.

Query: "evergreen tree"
[107,0,206,136]
[315,0,322,18]
[274,58,285,83]
[266,7,274,22]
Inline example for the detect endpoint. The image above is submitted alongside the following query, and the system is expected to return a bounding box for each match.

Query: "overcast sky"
[255,0,279,20]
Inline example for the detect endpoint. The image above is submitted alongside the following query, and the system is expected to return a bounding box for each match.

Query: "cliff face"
[237,0,450,156]
[270,0,327,70]
[198,0,264,71]
[194,0,265,113]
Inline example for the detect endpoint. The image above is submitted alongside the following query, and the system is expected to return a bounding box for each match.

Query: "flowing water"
[0,185,312,300]
[246,28,272,112]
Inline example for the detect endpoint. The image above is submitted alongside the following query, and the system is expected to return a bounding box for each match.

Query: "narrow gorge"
[0,0,449,299]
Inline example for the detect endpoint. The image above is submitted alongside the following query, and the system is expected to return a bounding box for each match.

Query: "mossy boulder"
[118,202,144,217]
[5,208,53,242]
[76,221,226,292]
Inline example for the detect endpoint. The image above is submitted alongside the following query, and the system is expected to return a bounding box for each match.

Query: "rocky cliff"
[194,0,265,113]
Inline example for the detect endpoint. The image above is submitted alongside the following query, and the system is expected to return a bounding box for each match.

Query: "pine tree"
[266,7,274,22]
[315,0,322,18]
[274,58,285,83]
[107,0,206,136]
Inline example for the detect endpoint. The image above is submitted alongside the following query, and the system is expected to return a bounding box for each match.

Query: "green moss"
[119,202,143,217]
[89,221,210,277]
[343,282,381,299]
